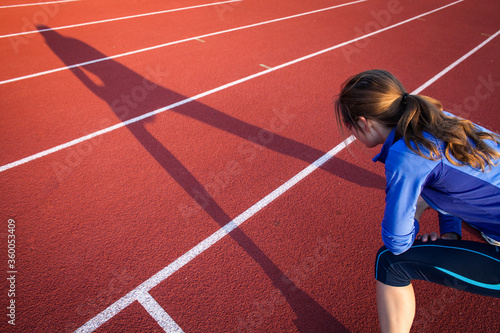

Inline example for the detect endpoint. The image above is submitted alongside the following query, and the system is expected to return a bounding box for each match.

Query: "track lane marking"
[0,0,468,174]
[0,0,78,9]
[0,0,243,39]
[74,136,355,333]
[412,30,500,95]
[75,20,499,333]
[0,0,367,85]
[137,292,184,332]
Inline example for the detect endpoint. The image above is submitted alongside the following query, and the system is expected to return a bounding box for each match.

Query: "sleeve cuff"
[381,219,420,255]
[438,213,462,237]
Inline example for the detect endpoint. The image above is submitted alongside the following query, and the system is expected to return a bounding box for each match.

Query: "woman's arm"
[414,196,429,222]
[382,150,437,255]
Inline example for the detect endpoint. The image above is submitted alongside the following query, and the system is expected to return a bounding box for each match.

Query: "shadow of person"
[36,25,385,191]
[38,25,354,332]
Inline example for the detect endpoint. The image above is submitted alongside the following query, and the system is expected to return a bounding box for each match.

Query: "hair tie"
[401,92,409,105]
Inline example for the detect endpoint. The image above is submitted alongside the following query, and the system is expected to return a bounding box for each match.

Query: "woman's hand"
[417,232,438,242]
[417,232,460,242]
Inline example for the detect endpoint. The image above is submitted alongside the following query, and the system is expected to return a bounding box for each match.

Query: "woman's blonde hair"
[334,69,500,171]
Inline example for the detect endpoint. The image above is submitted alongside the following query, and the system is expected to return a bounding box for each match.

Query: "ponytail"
[399,94,500,170]
[396,94,443,159]
[335,69,500,171]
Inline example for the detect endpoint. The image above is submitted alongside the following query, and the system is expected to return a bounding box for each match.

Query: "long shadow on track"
[38,26,381,332]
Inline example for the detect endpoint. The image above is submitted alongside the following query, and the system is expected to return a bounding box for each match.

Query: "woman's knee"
[375,245,411,287]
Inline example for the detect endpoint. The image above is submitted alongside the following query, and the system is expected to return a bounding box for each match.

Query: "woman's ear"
[356,117,370,133]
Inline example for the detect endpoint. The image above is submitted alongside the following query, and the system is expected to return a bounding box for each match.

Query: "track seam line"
[75,17,498,333]
[0,0,243,39]
[0,0,367,85]
[0,0,78,9]
[136,292,184,332]
[0,0,468,174]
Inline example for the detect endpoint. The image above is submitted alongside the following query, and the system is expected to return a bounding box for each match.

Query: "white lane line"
[412,30,500,95]
[0,0,466,174]
[0,0,367,85]
[137,292,184,333]
[74,136,355,333]
[0,0,78,9]
[74,24,499,333]
[0,0,243,39]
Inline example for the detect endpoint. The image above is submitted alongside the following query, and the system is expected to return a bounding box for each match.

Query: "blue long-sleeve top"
[373,114,500,255]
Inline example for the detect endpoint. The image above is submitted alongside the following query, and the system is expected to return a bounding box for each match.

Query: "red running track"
[0,0,499,332]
